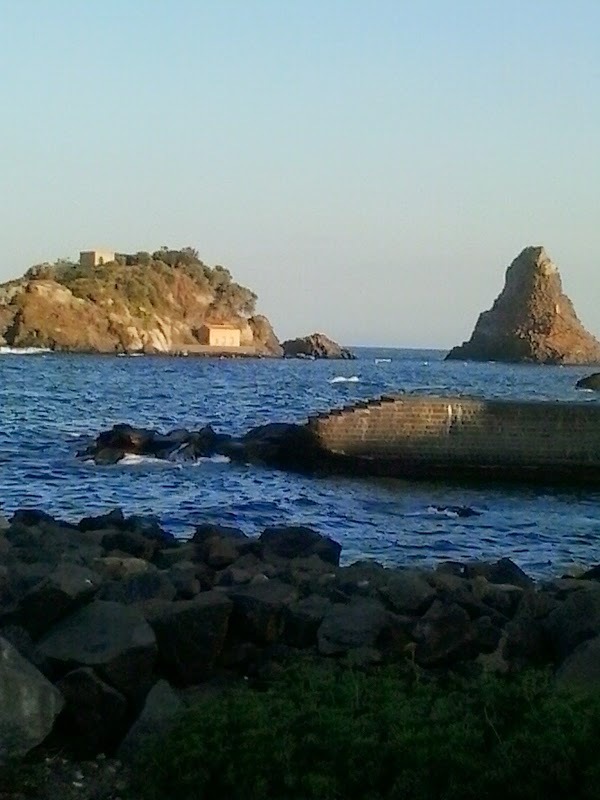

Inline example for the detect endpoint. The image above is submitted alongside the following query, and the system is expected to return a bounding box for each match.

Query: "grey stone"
[92,556,155,580]
[0,636,64,763]
[378,570,436,615]
[556,634,600,690]
[144,591,232,686]
[412,600,472,666]
[96,571,176,604]
[56,667,128,757]
[38,601,157,700]
[544,584,600,659]
[230,580,299,644]
[317,599,388,656]
[119,680,182,762]
[15,563,101,636]
[285,595,332,648]
[259,526,341,566]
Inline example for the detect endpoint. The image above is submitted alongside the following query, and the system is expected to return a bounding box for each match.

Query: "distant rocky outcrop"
[0,248,281,356]
[446,246,600,364]
[282,333,355,360]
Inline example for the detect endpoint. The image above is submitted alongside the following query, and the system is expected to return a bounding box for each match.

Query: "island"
[0,247,282,356]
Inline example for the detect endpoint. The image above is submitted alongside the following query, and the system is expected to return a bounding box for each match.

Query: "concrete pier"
[307,394,600,483]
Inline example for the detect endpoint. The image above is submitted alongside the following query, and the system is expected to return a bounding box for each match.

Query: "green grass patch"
[131,664,600,800]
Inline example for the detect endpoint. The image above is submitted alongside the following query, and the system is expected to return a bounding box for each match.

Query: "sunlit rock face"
[446,246,600,365]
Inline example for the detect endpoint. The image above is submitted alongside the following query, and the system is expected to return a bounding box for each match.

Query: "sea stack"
[446,246,600,364]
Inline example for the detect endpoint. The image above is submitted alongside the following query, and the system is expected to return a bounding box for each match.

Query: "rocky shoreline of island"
[1,505,599,774]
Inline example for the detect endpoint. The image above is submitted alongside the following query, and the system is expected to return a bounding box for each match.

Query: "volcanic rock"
[446,246,600,364]
[282,332,355,359]
[576,373,600,391]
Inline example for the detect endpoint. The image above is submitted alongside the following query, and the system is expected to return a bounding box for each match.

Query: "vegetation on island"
[0,247,280,353]
[131,663,600,800]
[23,247,258,320]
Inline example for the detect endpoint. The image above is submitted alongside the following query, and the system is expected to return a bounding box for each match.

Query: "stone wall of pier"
[307,394,600,468]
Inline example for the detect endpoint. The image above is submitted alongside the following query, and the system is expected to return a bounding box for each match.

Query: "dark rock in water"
[56,667,128,757]
[82,420,321,471]
[282,332,355,360]
[259,526,342,566]
[239,422,321,469]
[446,246,600,364]
[0,635,64,764]
[432,505,481,518]
[579,564,600,581]
[576,373,600,391]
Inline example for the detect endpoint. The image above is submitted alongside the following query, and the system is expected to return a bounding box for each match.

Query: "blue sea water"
[1,346,600,577]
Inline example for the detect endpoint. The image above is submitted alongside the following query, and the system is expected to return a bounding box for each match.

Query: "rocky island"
[446,246,600,364]
[0,248,282,356]
[282,332,355,360]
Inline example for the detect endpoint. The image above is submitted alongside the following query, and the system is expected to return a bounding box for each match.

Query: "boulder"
[317,598,388,656]
[282,333,355,360]
[144,591,232,685]
[576,373,600,391]
[96,571,176,604]
[285,595,332,648]
[56,667,128,757]
[543,583,600,659]
[556,634,600,690]
[259,526,341,566]
[92,555,155,581]
[412,600,473,666]
[463,558,534,591]
[378,569,436,615]
[118,680,183,762]
[13,563,101,637]
[230,580,299,644]
[0,636,64,763]
[446,246,600,364]
[38,601,157,699]
[192,524,252,568]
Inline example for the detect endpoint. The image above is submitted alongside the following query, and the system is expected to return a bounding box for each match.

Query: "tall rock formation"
[446,246,600,365]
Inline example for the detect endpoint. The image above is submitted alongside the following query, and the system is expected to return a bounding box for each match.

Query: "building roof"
[203,323,240,330]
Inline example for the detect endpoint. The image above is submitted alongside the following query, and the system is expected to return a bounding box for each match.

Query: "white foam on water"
[118,453,231,467]
[119,453,167,466]
[329,375,360,383]
[0,346,52,355]
[375,358,391,364]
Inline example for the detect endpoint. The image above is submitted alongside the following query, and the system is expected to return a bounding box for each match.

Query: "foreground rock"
[282,333,355,359]
[446,246,600,364]
[0,637,64,764]
[2,506,600,765]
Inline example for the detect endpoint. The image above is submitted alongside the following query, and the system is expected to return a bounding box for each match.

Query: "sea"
[1,346,600,578]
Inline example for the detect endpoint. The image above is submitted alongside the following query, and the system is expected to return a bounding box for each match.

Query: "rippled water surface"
[2,347,600,576]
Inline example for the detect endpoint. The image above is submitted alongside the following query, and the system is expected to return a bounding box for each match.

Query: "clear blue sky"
[1,0,599,347]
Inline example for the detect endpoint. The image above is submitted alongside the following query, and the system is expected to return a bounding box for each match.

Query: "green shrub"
[132,665,600,800]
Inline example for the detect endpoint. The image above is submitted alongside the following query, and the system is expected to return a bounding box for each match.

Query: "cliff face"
[446,246,600,365]
[0,250,281,355]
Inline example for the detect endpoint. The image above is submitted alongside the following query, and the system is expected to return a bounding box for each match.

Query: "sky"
[1,1,599,347]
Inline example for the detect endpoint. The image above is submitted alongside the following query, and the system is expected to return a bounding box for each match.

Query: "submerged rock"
[446,246,600,364]
[282,332,355,359]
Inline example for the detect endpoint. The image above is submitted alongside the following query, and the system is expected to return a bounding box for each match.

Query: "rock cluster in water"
[282,332,355,359]
[446,246,600,364]
[1,507,600,766]
[79,422,320,468]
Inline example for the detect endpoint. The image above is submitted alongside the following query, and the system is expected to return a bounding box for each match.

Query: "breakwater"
[308,394,600,481]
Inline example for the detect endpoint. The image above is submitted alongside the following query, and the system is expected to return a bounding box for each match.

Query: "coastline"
[1,505,599,774]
